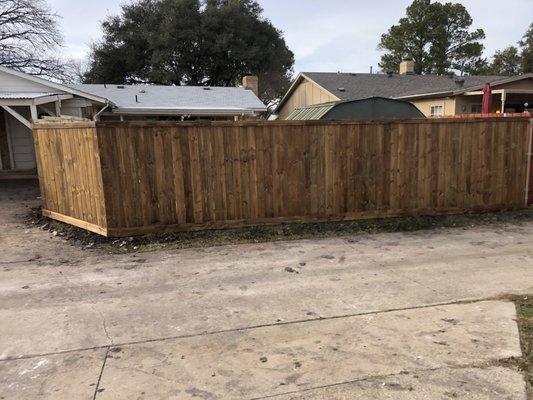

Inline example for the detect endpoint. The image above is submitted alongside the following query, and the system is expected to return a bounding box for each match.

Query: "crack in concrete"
[56,269,115,347]
[101,317,113,346]
[92,346,110,400]
[0,295,509,363]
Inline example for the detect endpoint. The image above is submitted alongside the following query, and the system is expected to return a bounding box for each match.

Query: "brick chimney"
[399,58,415,75]
[242,75,259,97]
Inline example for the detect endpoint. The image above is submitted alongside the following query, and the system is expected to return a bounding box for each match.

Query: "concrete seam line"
[92,346,110,400]
[246,359,522,400]
[0,296,508,363]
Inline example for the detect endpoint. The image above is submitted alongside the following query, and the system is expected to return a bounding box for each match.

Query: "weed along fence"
[32,118,533,237]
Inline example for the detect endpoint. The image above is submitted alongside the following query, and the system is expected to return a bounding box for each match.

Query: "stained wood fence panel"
[33,122,107,234]
[33,119,532,237]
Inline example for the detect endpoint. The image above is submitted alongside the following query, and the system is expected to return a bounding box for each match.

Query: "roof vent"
[139,89,146,93]
[338,87,346,92]
[203,87,211,90]
[455,77,465,87]
[117,85,125,89]
[387,71,394,78]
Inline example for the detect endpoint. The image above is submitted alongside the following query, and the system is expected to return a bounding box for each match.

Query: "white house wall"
[0,70,60,93]
[6,107,36,170]
[60,98,93,118]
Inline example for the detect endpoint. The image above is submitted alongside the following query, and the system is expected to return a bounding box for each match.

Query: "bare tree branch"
[0,0,76,82]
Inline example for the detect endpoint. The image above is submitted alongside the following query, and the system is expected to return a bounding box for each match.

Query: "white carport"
[0,92,73,127]
[0,92,74,172]
[0,66,110,175]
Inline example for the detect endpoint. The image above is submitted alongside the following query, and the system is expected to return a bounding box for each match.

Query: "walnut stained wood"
[32,118,533,237]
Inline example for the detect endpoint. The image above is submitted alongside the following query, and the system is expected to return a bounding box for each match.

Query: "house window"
[471,104,482,113]
[430,105,444,117]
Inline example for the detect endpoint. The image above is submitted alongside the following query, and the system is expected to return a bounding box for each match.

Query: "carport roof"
[0,92,60,99]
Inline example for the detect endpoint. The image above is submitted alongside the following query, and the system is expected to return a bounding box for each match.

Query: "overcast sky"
[48,0,532,74]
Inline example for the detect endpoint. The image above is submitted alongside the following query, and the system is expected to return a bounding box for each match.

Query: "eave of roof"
[393,90,456,100]
[0,66,111,105]
[395,73,533,100]
[0,92,59,99]
[112,106,263,116]
[453,72,533,94]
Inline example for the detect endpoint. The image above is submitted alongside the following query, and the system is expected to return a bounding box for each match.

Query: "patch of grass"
[27,206,533,253]
[510,295,533,398]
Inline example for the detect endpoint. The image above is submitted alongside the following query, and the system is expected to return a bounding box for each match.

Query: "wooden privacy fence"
[33,118,533,237]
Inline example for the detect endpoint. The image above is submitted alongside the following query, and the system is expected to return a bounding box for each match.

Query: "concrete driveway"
[0,180,532,399]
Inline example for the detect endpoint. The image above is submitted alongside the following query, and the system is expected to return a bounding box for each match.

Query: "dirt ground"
[1,180,532,399]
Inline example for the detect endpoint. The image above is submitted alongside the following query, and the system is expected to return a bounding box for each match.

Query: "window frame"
[429,104,444,117]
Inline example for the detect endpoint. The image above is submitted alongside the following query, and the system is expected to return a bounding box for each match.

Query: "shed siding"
[5,107,36,170]
[278,78,339,118]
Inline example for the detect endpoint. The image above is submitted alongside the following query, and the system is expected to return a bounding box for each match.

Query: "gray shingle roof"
[68,84,267,115]
[302,72,509,101]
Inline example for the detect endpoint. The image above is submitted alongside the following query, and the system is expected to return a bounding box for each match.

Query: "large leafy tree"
[84,0,294,105]
[519,23,533,73]
[469,24,533,76]
[487,46,522,76]
[378,0,485,75]
[0,0,76,81]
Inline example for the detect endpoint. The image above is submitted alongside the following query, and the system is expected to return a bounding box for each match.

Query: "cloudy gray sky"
[48,0,532,74]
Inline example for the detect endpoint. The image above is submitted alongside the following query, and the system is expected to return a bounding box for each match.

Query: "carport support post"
[30,105,38,122]
[500,90,507,113]
[0,110,11,170]
[526,119,533,206]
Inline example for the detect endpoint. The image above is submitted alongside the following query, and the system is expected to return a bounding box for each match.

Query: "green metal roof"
[284,102,336,120]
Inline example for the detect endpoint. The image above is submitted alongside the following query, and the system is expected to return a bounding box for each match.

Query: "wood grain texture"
[32,122,107,229]
[33,119,532,237]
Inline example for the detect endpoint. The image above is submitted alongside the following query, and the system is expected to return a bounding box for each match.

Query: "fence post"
[526,119,533,206]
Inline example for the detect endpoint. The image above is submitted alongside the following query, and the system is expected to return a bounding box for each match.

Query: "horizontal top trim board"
[33,122,96,129]
[93,117,532,128]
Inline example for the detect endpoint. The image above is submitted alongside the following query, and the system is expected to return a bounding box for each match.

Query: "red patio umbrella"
[482,83,492,114]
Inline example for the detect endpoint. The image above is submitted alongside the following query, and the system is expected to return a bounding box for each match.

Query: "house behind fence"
[33,118,533,237]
